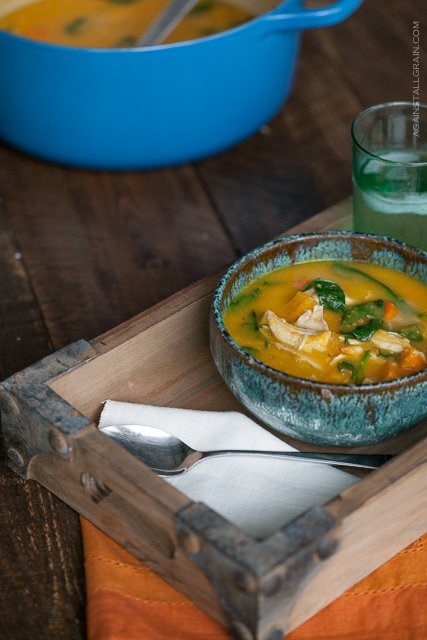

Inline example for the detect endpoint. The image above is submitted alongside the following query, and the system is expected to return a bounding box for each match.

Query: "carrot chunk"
[399,348,426,373]
[384,300,398,320]
[384,361,401,380]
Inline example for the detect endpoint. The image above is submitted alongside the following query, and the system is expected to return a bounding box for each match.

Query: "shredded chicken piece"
[342,344,365,358]
[296,304,328,331]
[304,288,320,304]
[261,310,310,348]
[371,329,410,353]
[299,331,332,353]
[261,310,331,354]
[260,329,324,370]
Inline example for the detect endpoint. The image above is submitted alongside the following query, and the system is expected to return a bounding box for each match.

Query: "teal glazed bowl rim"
[209,231,427,445]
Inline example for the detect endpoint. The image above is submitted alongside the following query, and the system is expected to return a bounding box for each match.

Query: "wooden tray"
[1,198,426,640]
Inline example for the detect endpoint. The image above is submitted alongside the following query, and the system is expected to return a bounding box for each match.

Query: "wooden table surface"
[0,0,424,637]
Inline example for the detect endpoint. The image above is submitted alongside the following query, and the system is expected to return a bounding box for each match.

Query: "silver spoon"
[136,0,199,47]
[99,424,392,475]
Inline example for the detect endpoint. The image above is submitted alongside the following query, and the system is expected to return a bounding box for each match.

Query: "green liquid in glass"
[353,149,427,251]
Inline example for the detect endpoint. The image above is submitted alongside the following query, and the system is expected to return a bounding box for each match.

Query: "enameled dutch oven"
[0,0,363,169]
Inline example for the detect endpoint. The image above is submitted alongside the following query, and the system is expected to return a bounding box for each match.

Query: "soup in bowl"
[210,232,427,445]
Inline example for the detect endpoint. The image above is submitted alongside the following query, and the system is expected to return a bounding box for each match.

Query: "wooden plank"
[316,0,427,107]
[0,197,52,376]
[0,149,237,348]
[195,20,361,254]
[0,196,85,640]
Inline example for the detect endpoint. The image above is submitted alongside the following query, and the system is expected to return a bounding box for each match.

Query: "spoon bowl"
[99,423,392,475]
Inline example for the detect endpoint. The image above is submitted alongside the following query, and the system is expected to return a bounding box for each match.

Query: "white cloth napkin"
[99,400,358,539]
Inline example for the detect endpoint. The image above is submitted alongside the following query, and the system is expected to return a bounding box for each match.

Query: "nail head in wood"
[261,574,283,597]
[7,448,25,468]
[177,529,201,555]
[229,620,255,640]
[48,428,71,458]
[234,570,257,594]
[80,472,112,504]
[264,627,284,640]
[1,393,20,416]
[316,537,339,560]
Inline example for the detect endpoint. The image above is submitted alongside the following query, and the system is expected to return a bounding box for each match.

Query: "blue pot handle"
[262,0,364,31]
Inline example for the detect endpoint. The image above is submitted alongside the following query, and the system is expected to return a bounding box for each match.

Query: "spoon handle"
[136,0,199,47]
[201,450,392,469]
[153,450,393,475]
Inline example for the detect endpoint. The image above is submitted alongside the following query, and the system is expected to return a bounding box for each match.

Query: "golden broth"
[0,0,254,47]
[223,260,427,384]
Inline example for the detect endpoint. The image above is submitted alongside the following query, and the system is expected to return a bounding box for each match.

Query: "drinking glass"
[352,102,427,250]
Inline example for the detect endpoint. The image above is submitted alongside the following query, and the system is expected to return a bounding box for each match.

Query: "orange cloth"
[82,518,427,640]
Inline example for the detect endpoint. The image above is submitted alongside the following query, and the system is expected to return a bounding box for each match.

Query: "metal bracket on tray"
[0,340,95,478]
[176,501,339,640]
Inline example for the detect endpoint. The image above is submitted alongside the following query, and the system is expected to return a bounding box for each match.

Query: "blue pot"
[0,0,362,169]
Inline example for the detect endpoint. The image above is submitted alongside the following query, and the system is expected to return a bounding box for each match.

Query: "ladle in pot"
[136,0,276,47]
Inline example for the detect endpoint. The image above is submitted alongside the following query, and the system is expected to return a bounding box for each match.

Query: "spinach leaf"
[333,262,423,318]
[242,346,259,356]
[190,0,215,14]
[303,278,346,312]
[261,279,281,287]
[337,361,356,378]
[65,16,87,35]
[228,287,261,310]
[344,319,382,342]
[397,324,423,343]
[341,299,384,331]
[114,34,137,47]
[355,351,371,384]
[241,310,259,334]
[338,352,371,384]
[199,27,218,36]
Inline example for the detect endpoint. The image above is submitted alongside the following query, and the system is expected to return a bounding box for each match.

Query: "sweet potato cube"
[280,291,315,323]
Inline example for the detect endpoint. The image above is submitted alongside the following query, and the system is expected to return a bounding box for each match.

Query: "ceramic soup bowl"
[210,231,427,445]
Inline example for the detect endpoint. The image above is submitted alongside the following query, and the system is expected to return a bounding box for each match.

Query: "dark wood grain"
[0,467,85,640]
[0,199,85,640]
[0,0,424,637]
[0,197,52,376]
[0,157,237,347]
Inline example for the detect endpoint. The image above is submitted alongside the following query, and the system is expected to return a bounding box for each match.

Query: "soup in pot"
[223,260,427,384]
[0,0,255,47]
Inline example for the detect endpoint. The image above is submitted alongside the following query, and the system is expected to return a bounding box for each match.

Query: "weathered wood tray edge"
[1,199,426,640]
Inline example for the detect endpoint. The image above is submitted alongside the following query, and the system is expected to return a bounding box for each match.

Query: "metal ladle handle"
[136,0,199,47]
